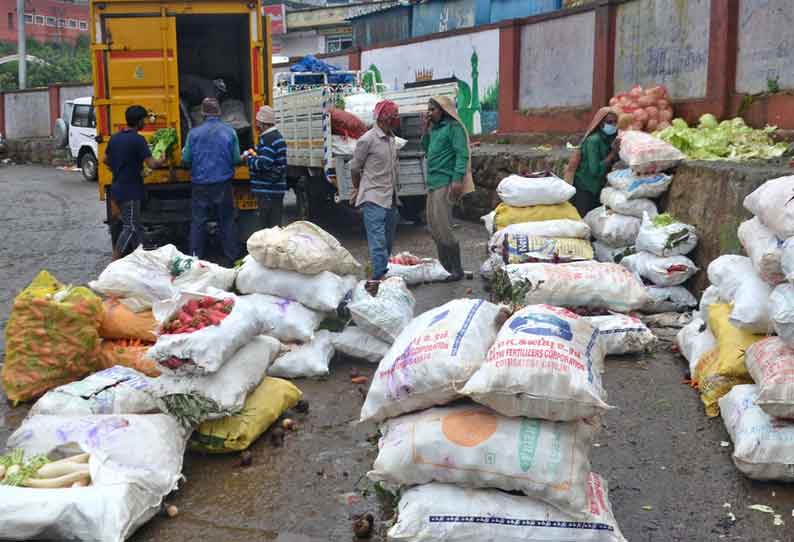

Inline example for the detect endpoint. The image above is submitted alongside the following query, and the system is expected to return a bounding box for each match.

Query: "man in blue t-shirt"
[182,98,242,264]
[103,105,165,260]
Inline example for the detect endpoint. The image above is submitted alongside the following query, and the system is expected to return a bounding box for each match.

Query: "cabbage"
[654,116,787,161]
[698,113,719,129]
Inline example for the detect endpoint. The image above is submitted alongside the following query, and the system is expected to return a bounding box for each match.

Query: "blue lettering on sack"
[451,300,485,356]
[428,515,614,531]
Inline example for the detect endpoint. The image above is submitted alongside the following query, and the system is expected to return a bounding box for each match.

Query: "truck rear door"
[95,13,180,195]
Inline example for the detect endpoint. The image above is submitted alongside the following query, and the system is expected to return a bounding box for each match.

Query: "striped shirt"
[248,127,288,199]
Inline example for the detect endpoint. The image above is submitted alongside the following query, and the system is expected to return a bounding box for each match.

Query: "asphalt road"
[1,165,793,542]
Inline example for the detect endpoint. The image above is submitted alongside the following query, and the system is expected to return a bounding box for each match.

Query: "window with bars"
[79,20,87,30]
[35,15,44,25]
[46,16,56,27]
[326,34,352,53]
[24,13,33,24]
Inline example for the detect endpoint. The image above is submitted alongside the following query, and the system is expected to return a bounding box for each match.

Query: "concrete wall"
[489,0,562,23]
[518,11,595,110]
[736,0,794,95]
[614,0,711,100]
[4,90,51,139]
[274,30,326,59]
[360,28,500,135]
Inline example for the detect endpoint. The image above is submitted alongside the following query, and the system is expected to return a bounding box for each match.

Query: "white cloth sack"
[676,318,717,375]
[236,256,357,312]
[504,261,651,312]
[584,206,641,247]
[621,251,698,287]
[635,212,698,257]
[600,187,658,218]
[1,414,187,542]
[267,330,335,378]
[89,244,237,312]
[370,405,595,514]
[153,335,282,422]
[607,168,673,199]
[699,285,723,328]
[344,92,380,126]
[770,283,794,346]
[643,285,698,313]
[246,221,361,276]
[29,366,158,417]
[744,175,794,238]
[592,241,633,263]
[331,326,389,363]
[461,304,611,421]
[585,313,656,355]
[720,384,794,481]
[249,293,322,343]
[479,253,503,281]
[481,211,496,236]
[496,174,575,207]
[780,238,794,283]
[729,267,773,334]
[148,292,265,375]
[489,220,591,253]
[385,260,450,284]
[360,299,504,423]
[349,277,415,343]
[707,255,753,301]
[738,217,785,284]
[332,134,357,155]
[746,337,794,419]
[389,476,627,542]
[618,130,684,174]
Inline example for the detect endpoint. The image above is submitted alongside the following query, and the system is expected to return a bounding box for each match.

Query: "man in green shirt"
[421,96,471,281]
[571,109,620,217]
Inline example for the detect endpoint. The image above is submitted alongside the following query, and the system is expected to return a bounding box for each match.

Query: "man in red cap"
[350,100,400,292]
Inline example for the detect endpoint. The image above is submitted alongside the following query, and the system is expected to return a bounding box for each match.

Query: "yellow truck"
[91,0,273,248]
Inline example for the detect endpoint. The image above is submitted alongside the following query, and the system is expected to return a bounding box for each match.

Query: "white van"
[55,96,98,182]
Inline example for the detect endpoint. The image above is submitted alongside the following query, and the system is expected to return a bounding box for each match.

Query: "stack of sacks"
[481,173,590,280]
[620,213,699,314]
[589,131,683,265]
[361,302,626,541]
[676,255,768,417]
[721,335,794,481]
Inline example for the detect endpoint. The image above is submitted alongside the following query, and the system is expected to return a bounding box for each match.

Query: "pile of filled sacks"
[480,171,590,279]
[676,175,794,483]
[360,299,628,541]
[0,221,415,541]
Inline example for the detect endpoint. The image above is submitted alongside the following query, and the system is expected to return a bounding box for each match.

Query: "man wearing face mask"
[568,107,621,217]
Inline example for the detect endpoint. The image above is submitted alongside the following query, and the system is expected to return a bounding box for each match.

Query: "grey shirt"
[350,125,398,208]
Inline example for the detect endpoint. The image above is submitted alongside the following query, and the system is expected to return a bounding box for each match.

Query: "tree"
[0,37,91,90]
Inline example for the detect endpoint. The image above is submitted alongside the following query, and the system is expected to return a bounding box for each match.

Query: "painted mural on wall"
[360,29,499,134]
[736,0,794,95]
[614,0,711,100]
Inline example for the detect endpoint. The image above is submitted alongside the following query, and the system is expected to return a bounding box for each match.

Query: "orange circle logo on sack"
[442,409,498,447]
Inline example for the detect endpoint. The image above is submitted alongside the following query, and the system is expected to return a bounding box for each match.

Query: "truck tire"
[80,150,98,182]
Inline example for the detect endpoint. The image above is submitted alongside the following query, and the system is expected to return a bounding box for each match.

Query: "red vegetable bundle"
[161,296,234,335]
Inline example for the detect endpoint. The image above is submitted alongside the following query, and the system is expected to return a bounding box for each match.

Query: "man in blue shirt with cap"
[182,97,242,264]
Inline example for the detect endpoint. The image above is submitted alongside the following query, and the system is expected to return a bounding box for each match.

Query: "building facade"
[0,0,89,45]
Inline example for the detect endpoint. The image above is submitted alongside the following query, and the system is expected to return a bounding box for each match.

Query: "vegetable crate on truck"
[274,82,457,220]
[91,0,273,251]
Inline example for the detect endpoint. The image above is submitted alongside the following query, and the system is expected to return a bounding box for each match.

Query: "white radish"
[22,470,90,489]
[0,465,6,479]
[48,452,89,466]
[71,478,90,488]
[36,461,89,479]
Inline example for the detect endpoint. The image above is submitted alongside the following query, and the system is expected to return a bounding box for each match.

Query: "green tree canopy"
[0,36,91,90]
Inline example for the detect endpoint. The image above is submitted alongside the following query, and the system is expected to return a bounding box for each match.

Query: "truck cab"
[56,97,99,182]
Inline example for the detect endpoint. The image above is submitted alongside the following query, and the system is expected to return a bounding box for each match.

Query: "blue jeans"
[362,202,398,280]
[190,181,240,262]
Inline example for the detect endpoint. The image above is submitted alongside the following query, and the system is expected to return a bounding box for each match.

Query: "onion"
[630,121,645,131]
[612,105,624,114]
[619,96,630,106]
[657,121,671,130]
[638,95,655,107]
[609,97,619,106]
[645,106,659,119]
[618,113,635,130]
[630,85,643,97]
[657,99,670,110]
[634,109,649,122]
[646,119,659,132]
[659,109,673,123]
